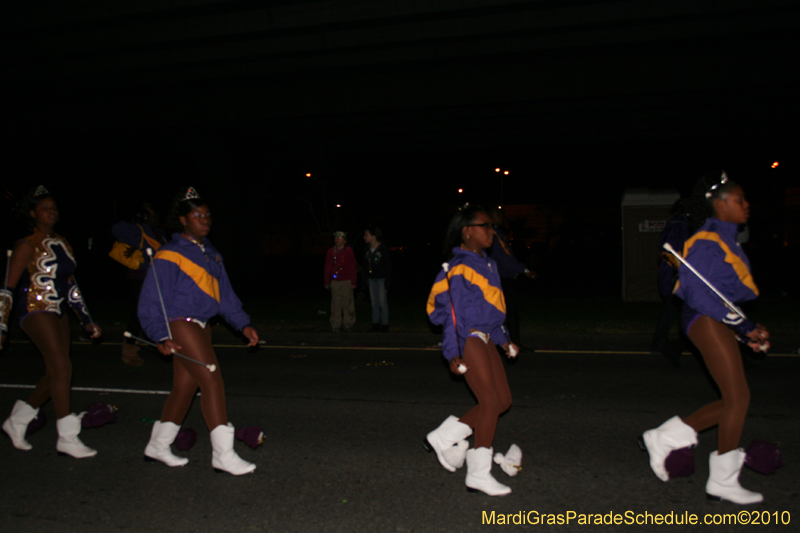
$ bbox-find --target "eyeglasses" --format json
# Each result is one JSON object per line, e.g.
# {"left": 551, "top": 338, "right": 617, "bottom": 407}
{"left": 189, "top": 212, "right": 211, "bottom": 220}
{"left": 467, "top": 223, "right": 493, "bottom": 229}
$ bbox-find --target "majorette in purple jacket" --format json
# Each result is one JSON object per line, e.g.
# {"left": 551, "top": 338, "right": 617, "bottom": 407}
{"left": 138, "top": 233, "right": 251, "bottom": 343}
{"left": 427, "top": 247, "right": 508, "bottom": 361}
{"left": 674, "top": 217, "right": 759, "bottom": 335}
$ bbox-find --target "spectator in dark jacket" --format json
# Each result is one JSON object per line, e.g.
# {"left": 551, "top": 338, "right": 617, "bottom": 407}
{"left": 363, "top": 224, "right": 391, "bottom": 332}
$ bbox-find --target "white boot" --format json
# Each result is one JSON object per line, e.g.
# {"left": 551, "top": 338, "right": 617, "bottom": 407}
{"left": 144, "top": 421, "right": 189, "bottom": 467}
{"left": 56, "top": 414, "right": 97, "bottom": 458}
{"left": 2, "top": 400, "right": 39, "bottom": 450}
{"left": 210, "top": 423, "right": 256, "bottom": 475}
{"left": 423, "top": 415, "right": 473, "bottom": 472}
{"left": 465, "top": 447, "right": 511, "bottom": 496}
{"left": 641, "top": 416, "right": 697, "bottom": 482}
{"left": 706, "top": 449, "right": 763, "bottom": 504}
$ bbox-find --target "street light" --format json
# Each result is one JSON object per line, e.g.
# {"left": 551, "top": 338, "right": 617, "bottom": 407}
{"left": 495, "top": 168, "right": 510, "bottom": 205}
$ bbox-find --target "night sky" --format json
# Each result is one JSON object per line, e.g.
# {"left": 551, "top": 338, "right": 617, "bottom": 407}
{"left": 4, "top": 1, "right": 798, "bottom": 297}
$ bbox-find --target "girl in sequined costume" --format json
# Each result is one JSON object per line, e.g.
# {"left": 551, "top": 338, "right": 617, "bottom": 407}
{"left": 424, "top": 204, "right": 519, "bottom": 496}
{"left": 1, "top": 186, "right": 102, "bottom": 458}
{"left": 138, "top": 187, "right": 259, "bottom": 475}
{"left": 641, "top": 172, "right": 769, "bottom": 505}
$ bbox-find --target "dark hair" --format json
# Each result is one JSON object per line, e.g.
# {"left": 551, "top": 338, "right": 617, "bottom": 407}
{"left": 443, "top": 204, "right": 488, "bottom": 258}
{"left": 132, "top": 202, "right": 158, "bottom": 224}
{"left": 19, "top": 185, "right": 51, "bottom": 211}
{"left": 668, "top": 198, "right": 686, "bottom": 216}
{"left": 365, "top": 223, "right": 383, "bottom": 242}
{"left": 17, "top": 185, "right": 55, "bottom": 230}
{"left": 166, "top": 187, "right": 207, "bottom": 231}
{"left": 685, "top": 171, "right": 740, "bottom": 234}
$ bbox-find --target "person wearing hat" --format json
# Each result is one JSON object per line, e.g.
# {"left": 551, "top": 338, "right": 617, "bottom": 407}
{"left": 324, "top": 231, "right": 357, "bottom": 332}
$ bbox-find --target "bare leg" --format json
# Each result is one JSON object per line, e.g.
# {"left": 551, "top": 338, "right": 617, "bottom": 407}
{"left": 21, "top": 312, "right": 72, "bottom": 418}
{"left": 159, "top": 321, "right": 227, "bottom": 431}
{"left": 683, "top": 316, "right": 750, "bottom": 454}
{"left": 457, "top": 337, "right": 512, "bottom": 449}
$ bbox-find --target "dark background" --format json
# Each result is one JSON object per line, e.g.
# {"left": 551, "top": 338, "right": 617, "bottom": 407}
{"left": 3, "top": 0, "right": 798, "bottom": 301}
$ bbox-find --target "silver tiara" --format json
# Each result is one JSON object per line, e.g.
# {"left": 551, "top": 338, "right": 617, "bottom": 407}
{"left": 183, "top": 187, "right": 201, "bottom": 201}
{"left": 705, "top": 171, "right": 728, "bottom": 199}
{"left": 33, "top": 185, "right": 50, "bottom": 197}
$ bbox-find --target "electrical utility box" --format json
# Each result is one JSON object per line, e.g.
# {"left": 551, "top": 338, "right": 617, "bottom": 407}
{"left": 621, "top": 189, "right": 680, "bottom": 302}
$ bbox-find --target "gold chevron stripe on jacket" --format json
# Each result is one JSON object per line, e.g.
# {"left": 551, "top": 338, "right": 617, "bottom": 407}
{"left": 157, "top": 250, "right": 220, "bottom": 302}
{"left": 427, "top": 264, "right": 506, "bottom": 315}
{"left": 675, "top": 231, "right": 758, "bottom": 295}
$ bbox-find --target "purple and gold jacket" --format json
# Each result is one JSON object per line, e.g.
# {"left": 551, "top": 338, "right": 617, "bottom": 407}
{"left": 427, "top": 247, "right": 508, "bottom": 361}
{"left": 674, "top": 218, "right": 758, "bottom": 333}
{"left": 138, "top": 234, "right": 251, "bottom": 342}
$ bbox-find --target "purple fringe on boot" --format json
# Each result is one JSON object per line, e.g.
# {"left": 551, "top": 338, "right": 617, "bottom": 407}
{"left": 174, "top": 428, "right": 197, "bottom": 451}
{"left": 235, "top": 426, "right": 265, "bottom": 449}
{"left": 81, "top": 403, "right": 117, "bottom": 428}
{"left": 665, "top": 447, "right": 694, "bottom": 478}
{"left": 25, "top": 412, "right": 47, "bottom": 436}
{"left": 745, "top": 440, "right": 784, "bottom": 475}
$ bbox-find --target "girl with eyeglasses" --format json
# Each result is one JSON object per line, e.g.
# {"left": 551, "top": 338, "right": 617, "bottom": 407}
{"left": 424, "top": 204, "right": 519, "bottom": 496}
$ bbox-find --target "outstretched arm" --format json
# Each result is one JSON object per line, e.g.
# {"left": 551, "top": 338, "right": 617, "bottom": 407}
{"left": 1, "top": 241, "right": 34, "bottom": 348}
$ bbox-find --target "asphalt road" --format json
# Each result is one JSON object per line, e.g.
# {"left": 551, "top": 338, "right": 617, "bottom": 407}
{"left": 1, "top": 330, "right": 797, "bottom": 533}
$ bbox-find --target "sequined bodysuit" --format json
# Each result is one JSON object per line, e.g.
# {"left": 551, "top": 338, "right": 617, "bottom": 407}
{"left": 13, "top": 229, "right": 92, "bottom": 327}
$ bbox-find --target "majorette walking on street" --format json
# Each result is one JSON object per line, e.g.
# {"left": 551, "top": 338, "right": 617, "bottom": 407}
{"left": 425, "top": 204, "right": 521, "bottom": 496}
{"left": 641, "top": 172, "right": 770, "bottom": 504}
{"left": 138, "top": 186, "right": 259, "bottom": 475}
{"left": 1, "top": 186, "right": 102, "bottom": 458}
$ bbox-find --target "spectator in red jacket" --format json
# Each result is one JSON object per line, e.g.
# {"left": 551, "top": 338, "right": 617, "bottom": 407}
{"left": 324, "top": 231, "right": 357, "bottom": 332}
